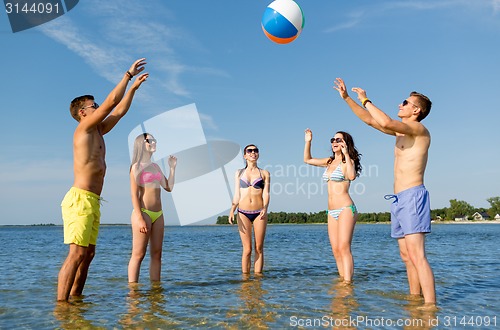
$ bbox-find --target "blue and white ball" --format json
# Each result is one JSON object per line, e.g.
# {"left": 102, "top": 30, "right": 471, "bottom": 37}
{"left": 261, "top": 0, "right": 305, "bottom": 44}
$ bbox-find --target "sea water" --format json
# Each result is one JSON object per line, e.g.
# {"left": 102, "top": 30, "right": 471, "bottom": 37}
{"left": 0, "top": 223, "right": 498, "bottom": 329}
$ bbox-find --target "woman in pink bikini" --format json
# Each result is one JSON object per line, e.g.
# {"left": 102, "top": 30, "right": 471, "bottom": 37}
{"left": 304, "top": 129, "right": 362, "bottom": 284}
{"left": 128, "top": 133, "right": 176, "bottom": 283}
{"left": 229, "top": 144, "right": 271, "bottom": 274}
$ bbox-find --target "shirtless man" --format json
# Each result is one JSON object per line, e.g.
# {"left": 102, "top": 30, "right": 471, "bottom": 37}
{"left": 334, "top": 78, "right": 436, "bottom": 305}
{"left": 57, "top": 58, "right": 148, "bottom": 302}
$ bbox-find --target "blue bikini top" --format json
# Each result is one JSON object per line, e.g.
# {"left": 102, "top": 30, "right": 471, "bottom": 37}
{"left": 322, "top": 163, "right": 349, "bottom": 182}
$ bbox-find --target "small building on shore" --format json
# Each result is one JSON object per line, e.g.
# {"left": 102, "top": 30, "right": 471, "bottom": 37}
{"left": 472, "top": 212, "right": 491, "bottom": 221}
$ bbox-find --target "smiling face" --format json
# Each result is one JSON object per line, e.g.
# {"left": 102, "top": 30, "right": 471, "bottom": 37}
{"left": 398, "top": 95, "right": 421, "bottom": 119}
{"left": 144, "top": 134, "right": 157, "bottom": 153}
{"left": 330, "top": 133, "right": 344, "bottom": 153}
{"left": 243, "top": 144, "right": 259, "bottom": 162}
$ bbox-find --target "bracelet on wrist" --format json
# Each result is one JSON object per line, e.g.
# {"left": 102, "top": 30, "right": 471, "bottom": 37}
{"left": 126, "top": 71, "right": 133, "bottom": 80}
{"left": 362, "top": 98, "right": 372, "bottom": 107}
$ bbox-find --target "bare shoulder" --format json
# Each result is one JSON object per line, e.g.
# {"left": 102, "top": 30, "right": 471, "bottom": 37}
{"left": 74, "top": 120, "right": 101, "bottom": 140}
{"left": 130, "top": 162, "right": 140, "bottom": 173}
{"left": 262, "top": 169, "right": 271, "bottom": 179}
{"left": 73, "top": 123, "right": 90, "bottom": 145}
{"left": 408, "top": 120, "right": 430, "bottom": 137}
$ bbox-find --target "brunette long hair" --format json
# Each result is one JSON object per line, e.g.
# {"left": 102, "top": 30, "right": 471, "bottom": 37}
{"left": 327, "top": 131, "right": 362, "bottom": 177}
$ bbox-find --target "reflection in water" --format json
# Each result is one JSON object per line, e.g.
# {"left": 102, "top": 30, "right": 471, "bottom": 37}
{"left": 328, "top": 279, "right": 358, "bottom": 330}
{"left": 226, "top": 274, "right": 276, "bottom": 329}
{"left": 119, "top": 282, "right": 178, "bottom": 329}
{"left": 53, "top": 300, "right": 100, "bottom": 330}
{"left": 402, "top": 297, "right": 438, "bottom": 330}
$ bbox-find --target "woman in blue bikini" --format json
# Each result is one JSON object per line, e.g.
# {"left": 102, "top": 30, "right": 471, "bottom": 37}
{"left": 229, "top": 144, "right": 271, "bottom": 274}
{"left": 304, "top": 128, "right": 362, "bottom": 283}
{"left": 128, "top": 133, "right": 176, "bottom": 283}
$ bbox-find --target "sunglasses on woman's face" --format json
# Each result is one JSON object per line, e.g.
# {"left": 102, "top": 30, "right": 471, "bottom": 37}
{"left": 246, "top": 148, "right": 259, "bottom": 154}
{"left": 145, "top": 138, "right": 157, "bottom": 144}
{"left": 330, "top": 138, "right": 343, "bottom": 143}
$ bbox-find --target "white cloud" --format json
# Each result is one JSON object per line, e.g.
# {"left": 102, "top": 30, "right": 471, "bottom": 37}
{"left": 493, "top": 0, "right": 500, "bottom": 12}
{"left": 324, "top": 0, "right": 496, "bottom": 33}
{"left": 199, "top": 112, "right": 218, "bottom": 131}
{"left": 39, "top": 0, "right": 227, "bottom": 100}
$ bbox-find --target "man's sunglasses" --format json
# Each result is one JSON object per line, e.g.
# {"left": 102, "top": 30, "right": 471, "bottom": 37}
{"left": 402, "top": 99, "right": 419, "bottom": 109}
{"left": 80, "top": 102, "right": 99, "bottom": 110}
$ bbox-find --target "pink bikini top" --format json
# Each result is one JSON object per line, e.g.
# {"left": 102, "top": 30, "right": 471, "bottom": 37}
{"left": 138, "top": 163, "right": 162, "bottom": 185}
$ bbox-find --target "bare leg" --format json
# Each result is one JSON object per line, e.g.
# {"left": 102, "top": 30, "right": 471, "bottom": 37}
{"left": 70, "top": 244, "right": 96, "bottom": 297}
{"left": 237, "top": 213, "right": 253, "bottom": 274}
{"left": 253, "top": 214, "right": 267, "bottom": 274}
{"left": 327, "top": 214, "right": 344, "bottom": 278}
{"left": 337, "top": 209, "right": 357, "bottom": 283}
{"left": 398, "top": 238, "right": 422, "bottom": 296}
{"left": 403, "top": 234, "right": 436, "bottom": 304}
{"left": 128, "top": 213, "right": 151, "bottom": 283}
{"left": 149, "top": 216, "right": 165, "bottom": 281}
{"left": 57, "top": 244, "right": 87, "bottom": 301}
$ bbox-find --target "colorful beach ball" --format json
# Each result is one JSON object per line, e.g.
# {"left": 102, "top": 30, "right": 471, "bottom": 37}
{"left": 261, "top": 0, "right": 305, "bottom": 44}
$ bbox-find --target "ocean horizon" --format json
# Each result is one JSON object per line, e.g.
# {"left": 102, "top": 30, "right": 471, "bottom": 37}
{"left": 3, "top": 218, "right": 500, "bottom": 227}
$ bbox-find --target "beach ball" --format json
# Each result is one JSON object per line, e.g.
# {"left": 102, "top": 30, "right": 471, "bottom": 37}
{"left": 261, "top": 0, "right": 305, "bottom": 44}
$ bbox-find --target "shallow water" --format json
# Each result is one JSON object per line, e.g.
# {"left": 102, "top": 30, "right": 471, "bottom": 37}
{"left": 0, "top": 223, "right": 499, "bottom": 329}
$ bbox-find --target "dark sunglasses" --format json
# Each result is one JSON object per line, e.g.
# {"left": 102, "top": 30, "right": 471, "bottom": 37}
{"left": 145, "top": 138, "right": 157, "bottom": 144}
{"left": 402, "top": 99, "right": 419, "bottom": 108}
{"left": 81, "top": 102, "right": 99, "bottom": 110}
{"left": 246, "top": 148, "right": 259, "bottom": 154}
{"left": 330, "top": 138, "right": 343, "bottom": 143}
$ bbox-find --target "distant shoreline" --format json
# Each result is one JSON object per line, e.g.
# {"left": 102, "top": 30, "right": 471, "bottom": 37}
{"left": 433, "top": 220, "right": 500, "bottom": 224}
{"left": 2, "top": 220, "right": 500, "bottom": 227}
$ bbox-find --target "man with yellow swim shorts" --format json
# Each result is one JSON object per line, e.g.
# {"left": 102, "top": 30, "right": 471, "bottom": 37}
{"left": 61, "top": 187, "right": 101, "bottom": 246}
{"left": 57, "top": 58, "right": 148, "bottom": 302}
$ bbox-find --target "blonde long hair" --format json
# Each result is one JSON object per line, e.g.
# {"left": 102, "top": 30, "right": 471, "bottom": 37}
{"left": 129, "top": 133, "right": 152, "bottom": 172}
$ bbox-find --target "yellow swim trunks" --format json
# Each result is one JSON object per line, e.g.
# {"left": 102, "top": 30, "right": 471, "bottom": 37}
{"left": 61, "top": 187, "right": 101, "bottom": 247}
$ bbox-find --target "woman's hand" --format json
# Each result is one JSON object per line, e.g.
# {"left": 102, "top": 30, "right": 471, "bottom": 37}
{"left": 340, "top": 142, "right": 349, "bottom": 156}
{"left": 168, "top": 155, "right": 177, "bottom": 169}
{"left": 305, "top": 128, "right": 313, "bottom": 142}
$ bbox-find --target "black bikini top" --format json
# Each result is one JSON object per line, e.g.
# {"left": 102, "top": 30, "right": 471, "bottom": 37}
{"left": 239, "top": 168, "right": 265, "bottom": 189}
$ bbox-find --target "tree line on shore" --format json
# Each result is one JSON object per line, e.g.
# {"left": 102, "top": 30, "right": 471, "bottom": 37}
{"left": 216, "top": 197, "right": 500, "bottom": 224}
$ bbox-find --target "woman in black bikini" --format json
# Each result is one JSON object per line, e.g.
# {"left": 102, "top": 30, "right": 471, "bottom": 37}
{"left": 229, "top": 144, "right": 271, "bottom": 274}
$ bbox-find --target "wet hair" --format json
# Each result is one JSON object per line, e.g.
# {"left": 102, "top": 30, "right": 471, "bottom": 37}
{"left": 327, "top": 131, "right": 362, "bottom": 177}
{"left": 410, "top": 91, "right": 432, "bottom": 122}
{"left": 69, "top": 95, "right": 94, "bottom": 122}
{"left": 129, "top": 133, "right": 154, "bottom": 172}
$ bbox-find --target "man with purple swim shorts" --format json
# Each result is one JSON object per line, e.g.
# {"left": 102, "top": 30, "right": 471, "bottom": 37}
{"left": 334, "top": 78, "right": 436, "bottom": 307}
{"left": 387, "top": 184, "right": 431, "bottom": 239}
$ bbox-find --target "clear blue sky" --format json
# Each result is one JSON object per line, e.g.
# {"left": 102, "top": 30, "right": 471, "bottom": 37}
{"left": 1, "top": 0, "right": 499, "bottom": 225}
